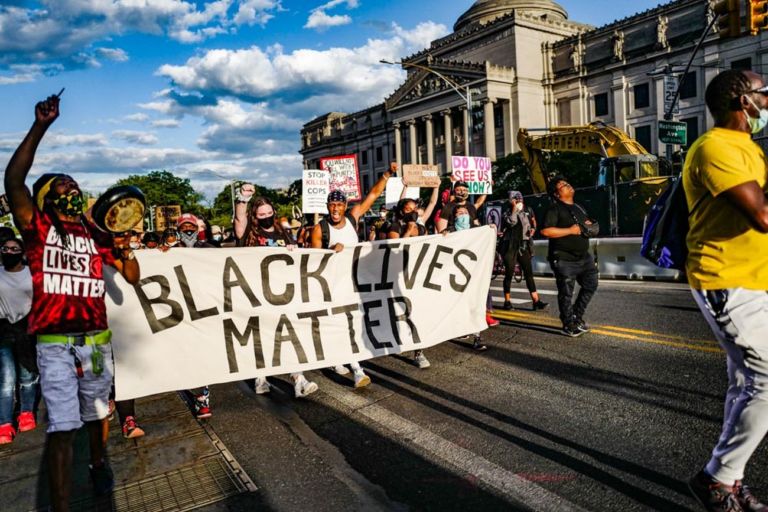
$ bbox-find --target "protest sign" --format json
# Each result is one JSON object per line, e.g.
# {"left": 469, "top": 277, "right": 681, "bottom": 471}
{"left": 154, "top": 205, "right": 181, "bottom": 232}
{"left": 302, "top": 170, "right": 330, "bottom": 214}
{"left": 0, "top": 194, "right": 9, "bottom": 217}
{"left": 385, "top": 177, "right": 420, "bottom": 208}
{"left": 106, "top": 228, "right": 495, "bottom": 400}
{"left": 451, "top": 156, "right": 493, "bottom": 194}
{"left": 403, "top": 164, "right": 441, "bottom": 188}
{"left": 485, "top": 205, "right": 502, "bottom": 234}
{"left": 320, "top": 155, "right": 361, "bottom": 201}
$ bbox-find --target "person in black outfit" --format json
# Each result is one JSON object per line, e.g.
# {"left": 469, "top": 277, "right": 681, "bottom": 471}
{"left": 540, "top": 176, "right": 598, "bottom": 337}
{"left": 501, "top": 191, "right": 547, "bottom": 311}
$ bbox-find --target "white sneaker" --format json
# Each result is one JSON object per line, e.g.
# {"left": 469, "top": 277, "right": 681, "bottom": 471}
{"left": 353, "top": 370, "right": 371, "bottom": 388}
{"left": 294, "top": 376, "right": 319, "bottom": 398}
{"left": 334, "top": 365, "right": 351, "bottom": 375}
{"left": 254, "top": 377, "right": 271, "bottom": 395}
{"left": 414, "top": 353, "right": 431, "bottom": 369}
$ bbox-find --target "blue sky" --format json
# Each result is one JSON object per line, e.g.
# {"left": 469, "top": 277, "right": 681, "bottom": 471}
{"left": 0, "top": 0, "right": 665, "bottom": 199}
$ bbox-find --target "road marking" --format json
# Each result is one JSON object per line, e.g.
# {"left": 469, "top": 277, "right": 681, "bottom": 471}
{"left": 490, "top": 286, "right": 558, "bottom": 296}
{"left": 319, "top": 383, "right": 587, "bottom": 512}
{"left": 490, "top": 310, "right": 721, "bottom": 354}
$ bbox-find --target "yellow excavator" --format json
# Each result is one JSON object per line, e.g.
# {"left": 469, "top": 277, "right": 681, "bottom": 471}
{"left": 517, "top": 122, "right": 672, "bottom": 235}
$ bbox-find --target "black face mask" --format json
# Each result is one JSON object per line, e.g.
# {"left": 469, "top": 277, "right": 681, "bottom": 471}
{"left": 257, "top": 216, "right": 274, "bottom": 229}
{"left": 1, "top": 253, "right": 24, "bottom": 269}
{"left": 403, "top": 211, "right": 419, "bottom": 223}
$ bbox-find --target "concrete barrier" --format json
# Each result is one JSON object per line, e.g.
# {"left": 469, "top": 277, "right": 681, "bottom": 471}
{"left": 529, "top": 237, "right": 683, "bottom": 281}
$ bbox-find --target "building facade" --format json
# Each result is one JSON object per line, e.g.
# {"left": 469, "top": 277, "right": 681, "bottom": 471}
{"left": 300, "top": 0, "right": 768, "bottom": 194}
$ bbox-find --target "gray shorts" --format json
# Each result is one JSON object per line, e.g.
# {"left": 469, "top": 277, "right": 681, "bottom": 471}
{"left": 37, "top": 341, "right": 114, "bottom": 433}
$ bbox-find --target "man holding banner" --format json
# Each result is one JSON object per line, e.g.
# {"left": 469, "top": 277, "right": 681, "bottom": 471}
{"left": 311, "top": 162, "right": 397, "bottom": 387}
{"left": 4, "top": 94, "right": 141, "bottom": 510}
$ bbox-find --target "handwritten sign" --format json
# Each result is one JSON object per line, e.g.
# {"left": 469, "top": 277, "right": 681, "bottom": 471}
{"left": 451, "top": 156, "right": 493, "bottom": 195}
{"left": 403, "top": 164, "right": 441, "bottom": 188}
{"left": 385, "top": 177, "right": 420, "bottom": 208}
{"left": 302, "top": 170, "right": 330, "bottom": 214}
{"left": 320, "top": 155, "right": 361, "bottom": 201}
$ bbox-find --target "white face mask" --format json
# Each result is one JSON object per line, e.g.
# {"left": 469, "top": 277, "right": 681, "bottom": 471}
{"left": 745, "top": 95, "right": 768, "bottom": 134}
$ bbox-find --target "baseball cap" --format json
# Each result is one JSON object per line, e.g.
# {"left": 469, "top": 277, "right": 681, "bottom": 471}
{"left": 509, "top": 190, "right": 523, "bottom": 200}
{"left": 176, "top": 213, "right": 199, "bottom": 228}
{"left": 454, "top": 181, "right": 469, "bottom": 189}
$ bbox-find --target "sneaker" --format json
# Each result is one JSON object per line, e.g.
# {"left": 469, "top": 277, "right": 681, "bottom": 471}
{"left": 503, "top": 300, "right": 513, "bottom": 310}
{"left": 353, "top": 370, "right": 371, "bottom": 388}
{"left": 294, "top": 376, "right": 319, "bottom": 398}
{"left": 472, "top": 338, "right": 488, "bottom": 351}
{"left": 735, "top": 481, "right": 768, "bottom": 512}
{"left": 333, "top": 365, "right": 351, "bottom": 375}
{"left": 574, "top": 319, "right": 591, "bottom": 333}
{"left": 17, "top": 412, "right": 36, "bottom": 432}
{"left": 254, "top": 377, "right": 271, "bottom": 395}
{"left": 121, "top": 416, "right": 145, "bottom": 439}
{"left": 107, "top": 399, "right": 116, "bottom": 422}
{"left": 414, "top": 352, "right": 431, "bottom": 369}
{"left": 562, "top": 323, "right": 584, "bottom": 338}
{"left": 486, "top": 313, "right": 500, "bottom": 327}
{"left": 688, "top": 470, "right": 743, "bottom": 512}
{"left": 0, "top": 423, "right": 15, "bottom": 444}
{"left": 194, "top": 394, "right": 212, "bottom": 419}
{"left": 532, "top": 300, "right": 549, "bottom": 310}
{"left": 89, "top": 462, "right": 115, "bottom": 495}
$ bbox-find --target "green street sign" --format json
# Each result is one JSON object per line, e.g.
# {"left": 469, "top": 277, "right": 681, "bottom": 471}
{"left": 658, "top": 120, "right": 687, "bottom": 145}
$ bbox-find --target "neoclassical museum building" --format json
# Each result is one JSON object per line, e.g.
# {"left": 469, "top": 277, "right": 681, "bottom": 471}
{"left": 299, "top": 0, "right": 767, "bottom": 194}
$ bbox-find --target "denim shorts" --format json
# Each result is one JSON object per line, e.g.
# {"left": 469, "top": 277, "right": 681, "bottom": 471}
{"left": 37, "top": 341, "right": 114, "bottom": 433}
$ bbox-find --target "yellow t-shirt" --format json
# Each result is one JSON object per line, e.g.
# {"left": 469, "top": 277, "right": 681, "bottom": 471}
{"left": 683, "top": 127, "right": 768, "bottom": 290}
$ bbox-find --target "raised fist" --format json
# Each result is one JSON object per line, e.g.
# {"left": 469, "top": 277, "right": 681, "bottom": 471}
{"left": 236, "top": 183, "right": 255, "bottom": 203}
{"left": 35, "top": 94, "right": 60, "bottom": 127}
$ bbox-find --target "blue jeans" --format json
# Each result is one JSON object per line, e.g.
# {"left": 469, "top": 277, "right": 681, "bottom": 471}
{"left": 0, "top": 344, "right": 39, "bottom": 425}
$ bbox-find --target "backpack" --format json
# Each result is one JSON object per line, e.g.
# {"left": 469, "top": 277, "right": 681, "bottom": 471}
{"left": 319, "top": 213, "right": 358, "bottom": 249}
{"left": 640, "top": 177, "right": 705, "bottom": 271}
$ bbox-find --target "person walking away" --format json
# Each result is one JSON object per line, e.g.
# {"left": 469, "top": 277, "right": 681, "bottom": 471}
{"left": 233, "top": 194, "right": 319, "bottom": 398}
{"left": 683, "top": 69, "right": 768, "bottom": 512}
{"left": 540, "top": 176, "right": 598, "bottom": 337}
{"left": 4, "top": 93, "right": 141, "bottom": 511}
{"left": 0, "top": 237, "right": 39, "bottom": 443}
{"left": 501, "top": 191, "right": 547, "bottom": 311}
{"left": 310, "top": 163, "right": 398, "bottom": 387}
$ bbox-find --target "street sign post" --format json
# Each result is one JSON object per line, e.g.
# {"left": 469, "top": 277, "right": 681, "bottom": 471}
{"left": 658, "top": 120, "right": 687, "bottom": 145}
{"left": 663, "top": 75, "right": 679, "bottom": 116}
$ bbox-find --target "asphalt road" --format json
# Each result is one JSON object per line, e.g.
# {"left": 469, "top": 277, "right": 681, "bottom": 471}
{"left": 200, "top": 277, "right": 767, "bottom": 512}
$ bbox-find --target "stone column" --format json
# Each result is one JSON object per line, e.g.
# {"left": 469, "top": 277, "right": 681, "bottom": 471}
{"left": 393, "top": 122, "right": 402, "bottom": 169}
{"left": 461, "top": 106, "right": 470, "bottom": 156}
{"left": 424, "top": 114, "right": 434, "bottom": 165}
{"left": 441, "top": 109, "right": 453, "bottom": 174}
{"left": 501, "top": 100, "right": 513, "bottom": 155}
{"left": 484, "top": 99, "right": 497, "bottom": 160}
{"left": 408, "top": 119, "right": 418, "bottom": 164}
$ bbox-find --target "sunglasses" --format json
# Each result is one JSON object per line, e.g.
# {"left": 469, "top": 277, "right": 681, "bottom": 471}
{"left": 1, "top": 246, "right": 22, "bottom": 254}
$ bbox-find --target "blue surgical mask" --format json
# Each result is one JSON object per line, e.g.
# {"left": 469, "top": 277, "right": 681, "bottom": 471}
{"left": 745, "top": 96, "right": 768, "bottom": 134}
{"left": 455, "top": 214, "right": 471, "bottom": 231}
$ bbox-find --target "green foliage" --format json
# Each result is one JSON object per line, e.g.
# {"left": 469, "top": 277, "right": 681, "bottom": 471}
{"left": 114, "top": 170, "right": 204, "bottom": 215}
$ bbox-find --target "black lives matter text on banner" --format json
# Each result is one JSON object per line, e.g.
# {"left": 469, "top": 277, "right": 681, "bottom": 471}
{"left": 106, "top": 228, "right": 496, "bottom": 400}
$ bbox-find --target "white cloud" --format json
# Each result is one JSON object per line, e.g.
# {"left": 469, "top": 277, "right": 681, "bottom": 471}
{"left": 124, "top": 113, "right": 149, "bottom": 122}
{"left": 234, "top": 0, "right": 281, "bottom": 26}
{"left": 151, "top": 119, "right": 181, "bottom": 128}
{"left": 304, "top": 0, "right": 358, "bottom": 30}
{"left": 112, "top": 130, "right": 158, "bottom": 145}
{"left": 95, "top": 47, "right": 129, "bottom": 62}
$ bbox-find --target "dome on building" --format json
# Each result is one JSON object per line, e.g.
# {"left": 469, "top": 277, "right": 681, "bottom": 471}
{"left": 454, "top": 0, "right": 568, "bottom": 32}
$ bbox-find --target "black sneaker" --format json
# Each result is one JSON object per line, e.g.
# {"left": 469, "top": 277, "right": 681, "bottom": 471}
{"left": 89, "top": 462, "right": 115, "bottom": 495}
{"left": 688, "top": 470, "right": 743, "bottom": 512}
{"left": 532, "top": 300, "right": 548, "bottom": 310}
{"left": 472, "top": 339, "right": 488, "bottom": 351}
{"left": 562, "top": 323, "right": 584, "bottom": 338}
{"left": 574, "top": 319, "right": 591, "bottom": 333}
{"left": 503, "top": 300, "right": 513, "bottom": 310}
{"left": 735, "top": 481, "right": 767, "bottom": 512}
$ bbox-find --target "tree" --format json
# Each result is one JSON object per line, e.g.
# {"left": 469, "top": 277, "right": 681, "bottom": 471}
{"left": 113, "top": 170, "right": 205, "bottom": 215}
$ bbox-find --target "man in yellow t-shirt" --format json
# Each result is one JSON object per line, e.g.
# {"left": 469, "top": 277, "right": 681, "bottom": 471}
{"left": 684, "top": 69, "right": 768, "bottom": 512}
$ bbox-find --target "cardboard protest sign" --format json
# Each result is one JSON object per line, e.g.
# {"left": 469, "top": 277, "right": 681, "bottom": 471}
{"left": 403, "top": 164, "right": 441, "bottom": 188}
{"left": 106, "top": 228, "right": 495, "bottom": 400}
{"left": 320, "top": 155, "right": 361, "bottom": 201}
{"left": 154, "top": 206, "right": 182, "bottom": 232}
{"left": 451, "top": 156, "right": 493, "bottom": 194}
{"left": 385, "top": 177, "right": 420, "bottom": 208}
{"left": 302, "top": 170, "right": 330, "bottom": 214}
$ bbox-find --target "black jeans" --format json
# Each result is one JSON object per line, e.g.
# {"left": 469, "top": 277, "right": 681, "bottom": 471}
{"left": 503, "top": 243, "right": 536, "bottom": 295}
{"left": 550, "top": 254, "right": 599, "bottom": 326}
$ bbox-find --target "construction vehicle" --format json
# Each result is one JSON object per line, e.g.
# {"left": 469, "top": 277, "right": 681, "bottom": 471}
{"left": 516, "top": 122, "right": 673, "bottom": 236}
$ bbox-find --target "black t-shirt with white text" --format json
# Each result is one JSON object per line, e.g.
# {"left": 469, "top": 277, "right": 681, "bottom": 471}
{"left": 543, "top": 200, "right": 590, "bottom": 261}
{"left": 439, "top": 201, "right": 477, "bottom": 231}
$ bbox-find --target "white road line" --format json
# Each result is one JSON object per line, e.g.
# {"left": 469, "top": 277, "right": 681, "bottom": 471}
{"left": 489, "top": 286, "right": 558, "bottom": 296}
{"left": 319, "top": 385, "right": 587, "bottom": 512}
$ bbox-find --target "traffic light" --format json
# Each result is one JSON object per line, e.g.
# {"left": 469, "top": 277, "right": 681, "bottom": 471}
{"left": 748, "top": 0, "right": 768, "bottom": 34}
{"left": 470, "top": 100, "right": 484, "bottom": 134}
{"left": 714, "top": 0, "right": 741, "bottom": 38}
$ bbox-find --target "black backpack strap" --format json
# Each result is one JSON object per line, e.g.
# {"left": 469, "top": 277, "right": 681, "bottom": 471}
{"left": 320, "top": 219, "right": 330, "bottom": 249}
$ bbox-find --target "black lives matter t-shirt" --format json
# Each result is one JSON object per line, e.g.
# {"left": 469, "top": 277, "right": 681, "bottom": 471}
{"left": 439, "top": 201, "right": 477, "bottom": 231}
{"left": 543, "top": 200, "right": 590, "bottom": 261}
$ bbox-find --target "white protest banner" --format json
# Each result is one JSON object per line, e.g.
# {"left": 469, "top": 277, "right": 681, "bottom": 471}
{"left": 106, "top": 228, "right": 495, "bottom": 400}
{"left": 320, "top": 155, "right": 361, "bottom": 201}
{"left": 451, "top": 156, "right": 493, "bottom": 195}
{"left": 403, "top": 164, "right": 441, "bottom": 188}
{"left": 385, "top": 177, "right": 420, "bottom": 208}
{"left": 302, "top": 170, "right": 330, "bottom": 214}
